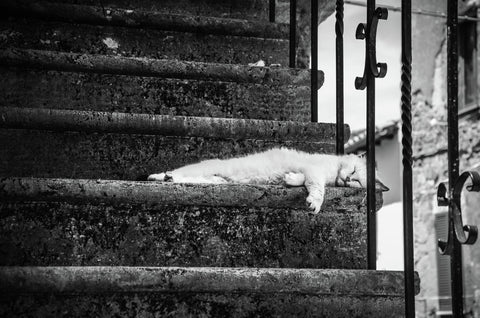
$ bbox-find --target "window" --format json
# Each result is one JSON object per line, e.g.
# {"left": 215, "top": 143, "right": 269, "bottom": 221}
{"left": 458, "top": 9, "right": 479, "bottom": 117}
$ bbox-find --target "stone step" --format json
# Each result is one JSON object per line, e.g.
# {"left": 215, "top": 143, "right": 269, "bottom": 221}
{"left": 0, "top": 177, "right": 380, "bottom": 268}
{"left": 0, "top": 48, "right": 305, "bottom": 84}
{"left": 0, "top": 107, "right": 346, "bottom": 179}
{"left": 11, "top": 0, "right": 272, "bottom": 22}
{"left": 0, "top": 17, "right": 289, "bottom": 66}
{"left": 0, "top": 49, "right": 315, "bottom": 121}
{"left": 0, "top": 1, "right": 285, "bottom": 38}
{"left": 0, "top": 266, "right": 419, "bottom": 317}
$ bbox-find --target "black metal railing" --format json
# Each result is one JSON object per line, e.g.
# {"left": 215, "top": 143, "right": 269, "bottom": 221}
{"left": 436, "top": 0, "right": 480, "bottom": 317}
{"left": 335, "top": 0, "right": 345, "bottom": 154}
{"left": 354, "top": 1, "right": 388, "bottom": 271}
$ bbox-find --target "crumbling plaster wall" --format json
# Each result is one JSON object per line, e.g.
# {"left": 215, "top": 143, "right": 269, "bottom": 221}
{"left": 412, "top": 1, "right": 480, "bottom": 317}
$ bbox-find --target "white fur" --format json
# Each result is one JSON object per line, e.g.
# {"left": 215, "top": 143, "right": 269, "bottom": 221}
{"left": 148, "top": 148, "right": 379, "bottom": 214}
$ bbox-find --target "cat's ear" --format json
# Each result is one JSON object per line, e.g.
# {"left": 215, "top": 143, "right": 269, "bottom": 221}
{"left": 375, "top": 178, "right": 389, "bottom": 192}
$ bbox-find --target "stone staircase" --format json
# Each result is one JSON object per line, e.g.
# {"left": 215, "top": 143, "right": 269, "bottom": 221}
{"left": 0, "top": 0, "right": 418, "bottom": 317}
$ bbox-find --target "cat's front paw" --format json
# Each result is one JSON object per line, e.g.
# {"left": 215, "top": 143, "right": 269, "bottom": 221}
{"left": 306, "top": 193, "right": 323, "bottom": 214}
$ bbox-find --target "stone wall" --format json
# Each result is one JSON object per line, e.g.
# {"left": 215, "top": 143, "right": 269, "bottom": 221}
{"left": 412, "top": 1, "right": 480, "bottom": 317}
{"left": 276, "top": 0, "right": 336, "bottom": 68}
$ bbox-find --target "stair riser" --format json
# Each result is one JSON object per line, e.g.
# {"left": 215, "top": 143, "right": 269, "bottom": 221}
{"left": 1, "top": 19, "right": 289, "bottom": 65}
{"left": 37, "top": 0, "right": 271, "bottom": 21}
{"left": 0, "top": 67, "right": 310, "bottom": 121}
{"left": 0, "top": 129, "right": 334, "bottom": 180}
{"left": 0, "top": 202, "right": 367, "bottom": 268}
{"left": 0, "top": 294, "right": 404, "bottom": 318}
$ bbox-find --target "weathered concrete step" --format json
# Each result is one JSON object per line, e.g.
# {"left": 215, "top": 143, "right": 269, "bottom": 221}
{"left": 0, "top": 48, "right": 307, "bottom": 84}
{"left": 0, "top": 266, "right": 419, "bottom": 317}
{"left": 43, "top": 0, "right": 271, "bottom": 21}
{"left": 0, "top": 66, "right": 311, "bottom": 121}
{"left": 0, "top": 108, "right": 345, "bottom": 179}
{"left": 0, "top": 177, "right": 381, "bottom": 268}
{"left": 0, "top": 17, "right": 289, "bottom": 65}
{"left": 0, "top": 1, "right": 287, "bottom": 39}
{"left": 0, "top": 49, "right": 314, "bottom": 121}
{"left": 1, "top": 107, "right": 343, "bottom": 141}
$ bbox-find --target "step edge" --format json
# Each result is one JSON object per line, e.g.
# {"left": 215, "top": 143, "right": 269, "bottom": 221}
{"left": 0, "top": 177, "right": 382, "bottom": 210}
{"left": 0, "top": 48, "right": 313, "bottom": 85}
{"left": 0, "top": 107, "right": 349, "bottom": 143}
{"left": 0, "top": 266, "right": 420, "bottom": 296}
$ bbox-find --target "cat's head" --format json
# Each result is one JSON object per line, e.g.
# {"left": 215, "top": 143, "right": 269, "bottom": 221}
{"left": 337, "top": 154, "right": 389, "bottom": 191}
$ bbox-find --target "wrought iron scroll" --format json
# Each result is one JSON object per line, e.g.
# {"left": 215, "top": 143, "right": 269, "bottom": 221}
{"left": 354, "top": 7, "right": 388, "bottom": 90}
{"left": 437, "top": 171, "right": 480, "bottom": 255}
{"left": 354, "top": 0, "right": 388, "bottom": 270}
{"left": 438, "top": 0, "right": 480, "bottom": 316}
{"left": 335, "top": 0, "right": 345, "bottom": 154}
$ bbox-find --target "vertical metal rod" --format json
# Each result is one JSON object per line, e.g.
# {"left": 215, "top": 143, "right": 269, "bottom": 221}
{"left": 401, "top": 0, "right": 415, "bottom": 316}
{"left": 335, "top": 0, "right": 345, "bottom": 154}
{"left": 289, "top": 0, "right": 297, "bottom": 68}
{"left": 269, "top": 0, "right": 276, "bottom": 23}
{"left": 311, "top": 0, "right": 318, "bottom": 122}
{"left": 366, "top": 0, "right": 377, "bottom": 270}
{"left": 447, "top": 0, "right": 463, "bottom": 316}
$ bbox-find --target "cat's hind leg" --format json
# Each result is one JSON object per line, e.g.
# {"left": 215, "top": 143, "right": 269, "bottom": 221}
{"left": 284, "top": 172, "right": 305, "bottom": 186}
{"left": 148, "top": 171, "right": 227, "bottom": 184}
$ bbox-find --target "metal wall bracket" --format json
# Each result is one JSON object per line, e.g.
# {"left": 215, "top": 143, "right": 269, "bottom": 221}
{"left": 437, "top": 171, "right": 480, "bottom": 255}
{"left": 355, "top": 7, "right": 388, "bottom": 90}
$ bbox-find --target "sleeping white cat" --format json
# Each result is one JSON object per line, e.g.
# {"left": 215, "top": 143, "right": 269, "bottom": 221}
{"left": 148, "top": 147, "right": 389, "bottom": 214}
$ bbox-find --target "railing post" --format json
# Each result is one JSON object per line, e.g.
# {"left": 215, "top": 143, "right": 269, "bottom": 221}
{"left": 311, "top": 0, "right": 318, "bottom": 122}
{"left": 269, "top": 0, "right": 276, "bottom": 23}
{"left": 335, "top": 0, "right": 345, "bottom": 154}
{"left": 446, "top": 0, "right": 463, "bottom": 316}
{"left": 401, "top": 0, "right": 415, "bottom": 316}
{"left": 365, "top": 0, "right": 376, "bottom": 270}
{"left": 354, "top": 0, "right": 388, "bottom": 270}
{"left": 289, "top": 0, "right": 297, "bottom": 68}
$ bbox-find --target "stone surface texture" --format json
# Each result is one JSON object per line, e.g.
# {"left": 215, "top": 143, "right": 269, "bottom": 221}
{"left": 0, "top": 267, "right": 417, "bottom": 318}
{"left": 0, "top": 18, "right": 290, "bottom": 66}
{"left": 0, "top": 178, "right": 381, "bottom": 269}
{"left": 0, "top": 130, "right": 336, "bottom": 180}
{"left": 26, "top": 0, "right": 272, "bottom": 21}
{"left": 0, "top": 66, "right": 312, "bottom": 121}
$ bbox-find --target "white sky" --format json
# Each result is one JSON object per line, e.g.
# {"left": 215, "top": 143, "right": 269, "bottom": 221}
{"left": 318, "top": 0, "right": 402, "bottom": 131}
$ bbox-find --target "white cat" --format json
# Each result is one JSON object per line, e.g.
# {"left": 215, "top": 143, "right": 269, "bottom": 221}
{"left": 148, "top": 147, "right": 389, "bottom": 214}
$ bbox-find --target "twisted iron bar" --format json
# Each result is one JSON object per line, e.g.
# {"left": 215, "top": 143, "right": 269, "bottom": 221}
{"left": 437, "top": 171, "right": 480, "bottom": 255}
{"left": 401, "top": 64, "right": 412, "bottom": 169}
{"left": 354, "top": 7, "right": 388, "bottom": 90}
{"left": 401, "top": 0, "right": 414, "bottom": 316}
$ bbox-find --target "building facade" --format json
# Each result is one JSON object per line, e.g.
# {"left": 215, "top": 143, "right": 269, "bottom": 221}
{"left": 412, "top": 1, "right": 480, "bottom": 317}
